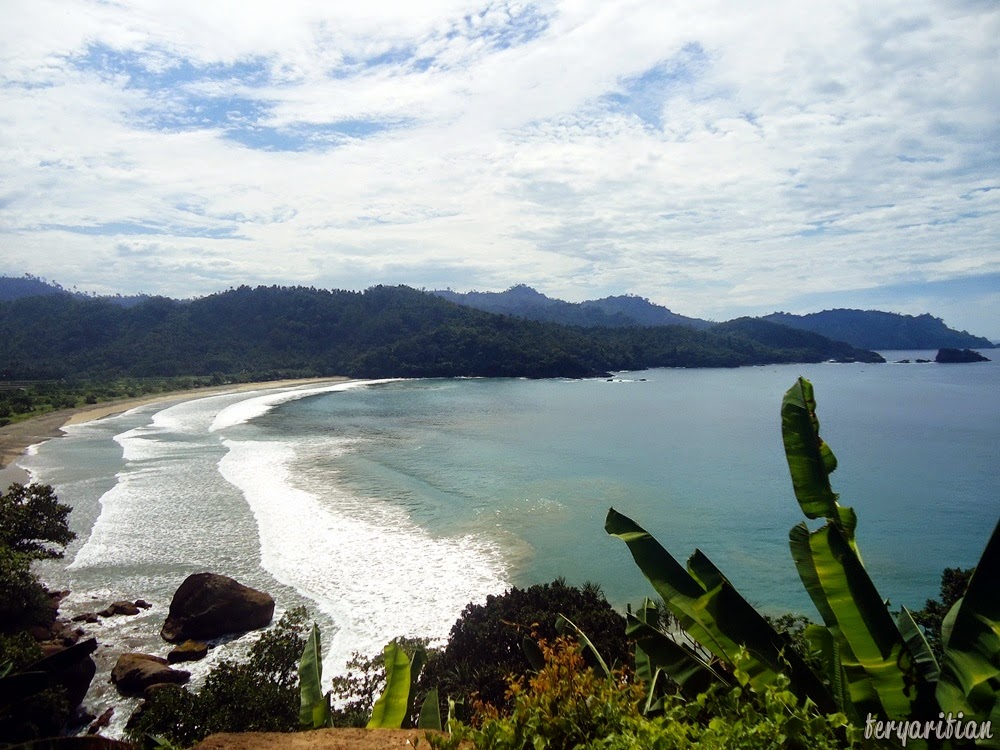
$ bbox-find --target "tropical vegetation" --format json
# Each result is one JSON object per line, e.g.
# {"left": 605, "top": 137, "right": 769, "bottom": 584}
{"left": 3, "top": 378, "right": 996, "bottom": 749}
{"left": 0, "top": 482, "right": 85, "bottom": 742}
{"left": 604, "top": 377, "right": 999, "bottom": 747}
{"left": 125, "top": 608, "right": 310, "bottom": 746}
{"left": 0, "top": 283, "right": 880, "bottom": 385}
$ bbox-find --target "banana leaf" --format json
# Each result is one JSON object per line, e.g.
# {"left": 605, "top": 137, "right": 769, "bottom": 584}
{"left": 606, "top": 507, "right": 836, "bottom": 713}
{"left": 633, "top": 646, "right": 665, "bottom": 715}
{"left": 367, "top": 641, "right": 412, "bottom": 729}
{"left": 298, "top": 623, "right": 331, "bottom": 729}
{"left": 790, "top": 522, "right": 921, "bottom": 721}
{"left": 936, "top": 519, "right": 1000, "bottom": 746}
{"left": 626, "top": 608, "right": 723, "bottom": 700}
{"left": 556, "top": 613, "right": 611, "bottom": 677}
{"left": 404, "top": 646, "right": 427, "bottom": 729}
{"left": 781, "top": 378, "right": 857, "bottom": 544}
{"left": 803, "top": 623, "right": 856, "bottom": 722}
{"left": 418, "top": 688, "right": 443, "bottom": 731}
{"left": 521, "top": 635, "right": 545, "bottom": 672}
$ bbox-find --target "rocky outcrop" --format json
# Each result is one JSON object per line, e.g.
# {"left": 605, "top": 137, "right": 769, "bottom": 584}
{"left": 168, "top": 640, "right": 210, "bottom": 663}
{"left": 87, "top": 707, "right": 114, "bottom": 735}
{"left": 98, "top": 600, "right": 141, "bottom": 617}
{"left": 38, "top": 639, "right": 98, "bottom": 713}
{"left": 935, "top": 348, "right": 991, "bottom": 363}
{"left": 111, "top": 653, "right": 190, "bottom": 696}
{"left": 161, "top": 573, "right": 274, "bottom": 643}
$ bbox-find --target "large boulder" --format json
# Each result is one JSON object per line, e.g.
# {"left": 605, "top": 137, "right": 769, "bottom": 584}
{"left": 39, "top": 640, "right": 97, "bottom": 713}
{"left": 111, "top": 653, "right": 190, "bottom": 696}
{"left": 160, "top": 573, "right": 274, "bottom": 643}
{"left": 935, "top": 347, "right": 990, "bottom": 363}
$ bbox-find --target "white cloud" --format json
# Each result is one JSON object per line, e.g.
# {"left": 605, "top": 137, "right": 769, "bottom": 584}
{"left": 1, "top": 0, "right": 998, "bottom": 336}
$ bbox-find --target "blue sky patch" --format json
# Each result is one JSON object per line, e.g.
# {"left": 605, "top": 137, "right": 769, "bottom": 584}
{"left": 39, "top": 222, "right": 239, "bottom": 239}
{"left": 602, "top": 43, "right": 709, "bottom": 129}
{"left": 72, "top": 44, "right": 272, "bottom": 89}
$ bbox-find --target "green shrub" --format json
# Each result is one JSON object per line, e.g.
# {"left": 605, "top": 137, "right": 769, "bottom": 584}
{"left": 0, "top": 483, "right": 74, "bottom": 632}
{"left": 126, "top": 607, "right": 309, "bottom": 747}
{"left": 420, "top": 580, "right": 629, "bottom": 719}
{"left": 911, "top": 566, "right": 974, "bottom": 662}
{"left": 434, "top": 639, "right": 857, "bottom": 750}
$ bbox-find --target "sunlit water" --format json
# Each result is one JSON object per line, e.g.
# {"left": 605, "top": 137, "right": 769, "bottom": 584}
{"left": 19, "top": 354, "right": 999, "bottom": 735}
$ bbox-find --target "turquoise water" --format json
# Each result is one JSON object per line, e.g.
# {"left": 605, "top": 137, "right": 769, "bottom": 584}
{"left": 18, "top": 355, "right": 999, "bottom": 734}
{"left": 267, "top": 358, "right": 999, "bottom": 615}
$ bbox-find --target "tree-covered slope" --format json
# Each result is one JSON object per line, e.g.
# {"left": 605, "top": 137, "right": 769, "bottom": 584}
{"left": 0, "top": 285, "right": 881, "bottom": 381}
{"left": 762, "top": 309, "right": 995, "bottom": 350}
{"left": 0, "top": 274, "right": 71, "bottom": 302}
{"left": 432, "top": 285, "right": 712, "bottom": 329}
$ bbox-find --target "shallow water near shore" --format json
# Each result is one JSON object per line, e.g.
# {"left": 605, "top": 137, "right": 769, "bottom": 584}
{"left": 19, "top": 355, "right": 1000, "bottom": 735}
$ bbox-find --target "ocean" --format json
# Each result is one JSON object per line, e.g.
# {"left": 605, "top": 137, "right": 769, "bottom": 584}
{"left": 17, "top": 354, "right": 1000, "bottom": 734}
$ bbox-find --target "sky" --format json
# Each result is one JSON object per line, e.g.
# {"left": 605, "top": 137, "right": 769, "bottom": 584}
{"left": 1, "top": 1, "right": 998, "bottom": 338}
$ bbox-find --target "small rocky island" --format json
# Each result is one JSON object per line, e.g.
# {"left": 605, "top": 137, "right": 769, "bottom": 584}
{"left": 935, "top": 348, "right": 991, "bottom": 363}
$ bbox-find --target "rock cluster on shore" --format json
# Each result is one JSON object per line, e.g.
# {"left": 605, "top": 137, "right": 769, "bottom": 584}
{"left": 32, "top": 572, "right": 276, "bottom": 737}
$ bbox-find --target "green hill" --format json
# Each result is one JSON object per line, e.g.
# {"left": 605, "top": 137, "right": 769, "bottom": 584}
{"left": 432, "top": 285, "right": 713, "bottom": 329}
{"left": 762, "top": 309, "right": 994, "bottom": 350}
{"left": 0, "top": 284, "right": 881, "bottom": 381}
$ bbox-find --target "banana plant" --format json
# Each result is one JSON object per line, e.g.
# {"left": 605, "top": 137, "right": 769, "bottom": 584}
{"left": 367, "top": 639, "right": 442, "bottom": 731}
{"left": 606, "top": 508, "right": 837, "bottom": 714}
{"left": 607, "top": 377, "right": 999, "bottom": 747}
{"left": 298, "top": 623, "right": 332, "bottom": 729}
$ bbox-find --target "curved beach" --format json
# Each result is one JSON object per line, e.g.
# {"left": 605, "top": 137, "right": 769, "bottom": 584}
{"left": 0, "top": 377, "right": 352, "bottom": 485}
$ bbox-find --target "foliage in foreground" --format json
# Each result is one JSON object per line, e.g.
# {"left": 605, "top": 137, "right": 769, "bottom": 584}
{"left": 606, "top": 377, "right": 999, "bottom": 746}
{"left": 126, "top": 608, "right": 309, "bottom": 747}
{"left": 912, "top": 567, "right": 975, "bottom": 663}
{"left": 431, "top": 638, "right": 856, "bottom": 750}
{"left": 0, "top": 483, "right": 80, "bottom": 742}
{"left": 419, "top": 580, "right": 631, "bottom": 721}
{"left": 0, "top": 483, "right": 75, "bottom": 632}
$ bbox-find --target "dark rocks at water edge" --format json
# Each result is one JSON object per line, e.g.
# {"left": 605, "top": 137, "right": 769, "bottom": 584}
{"left": 87, "top": 707, "right": 114, "bottom": 735}
{"left": 161, "top": 572, "right": 274, "bottom": 643}
{"left": 168, "top": 639, "right": 210, "bottom": 663}
{"left": 935, "top": 348, "right": 991, "bottom": 363}
{"left": 111, "top": 653, "right": 191, "bottom": 696}
{"left": 38, "top": 638, "right": 99, "bottom": 712}
{"left": 73, "top": 598, "right": 152, "bottom": 623}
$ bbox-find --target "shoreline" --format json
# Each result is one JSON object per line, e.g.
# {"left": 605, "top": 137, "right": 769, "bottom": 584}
{"left": 0, "top": 376, "right": 352, "bottom": 486}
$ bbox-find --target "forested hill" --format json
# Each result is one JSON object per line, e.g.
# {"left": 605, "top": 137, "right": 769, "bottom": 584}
{"left": 0, "top": 285, "right": 881, "bottom": 381}
{"left": 433, "top": 285, "right": 714, "bottom": 329}
{"left": 761, "top": 310, "right": 995, "bottom": 350}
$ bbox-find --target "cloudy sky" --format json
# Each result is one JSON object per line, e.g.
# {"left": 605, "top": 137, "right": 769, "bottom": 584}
{"left": 2, "top": 1, "right": 998, "bottom": 337}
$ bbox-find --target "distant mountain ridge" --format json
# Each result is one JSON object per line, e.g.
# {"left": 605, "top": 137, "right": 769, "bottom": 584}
{"left": 432, "top": 285, "right": 714, "bottom": 329}
{"left": 0, "top": 281, "right": 882, "bottom": 382}
{"left": 0, "top": 274, "right": 153, "bottom": 308}
{"left": 761, "top": 309, "right": 995, "bottom": 350}
{"left": 1, "top": 275, "right": 990, "bottom": 353}
{"left": 433, "top": 284, "right": 992, "bottom": 350}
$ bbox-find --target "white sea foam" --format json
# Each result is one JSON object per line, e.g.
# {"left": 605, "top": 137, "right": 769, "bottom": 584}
{"left": 209, "top": 379, "right": 400, "bottom": 432}
{"left": 70, "top": 395, "right": 258, "bottom": 571}
{"left": 217, "top": 434, "right": 509, "bottom": 676}
{"left": 69, "top": 378, "right": 508, "bottom": 684}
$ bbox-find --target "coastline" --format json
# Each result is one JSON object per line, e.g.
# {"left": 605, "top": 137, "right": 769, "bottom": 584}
{"left": 0, "top": 376, "right": 351, "bottom": 486}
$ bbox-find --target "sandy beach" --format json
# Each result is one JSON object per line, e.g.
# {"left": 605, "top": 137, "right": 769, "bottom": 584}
{"left": 0, "top": 377, "right": 351, "bottom": 485}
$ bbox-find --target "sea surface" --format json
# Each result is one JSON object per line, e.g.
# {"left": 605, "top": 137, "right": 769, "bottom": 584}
{"left": 18, "top": 354, "right": 1000, "bottom": 733}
